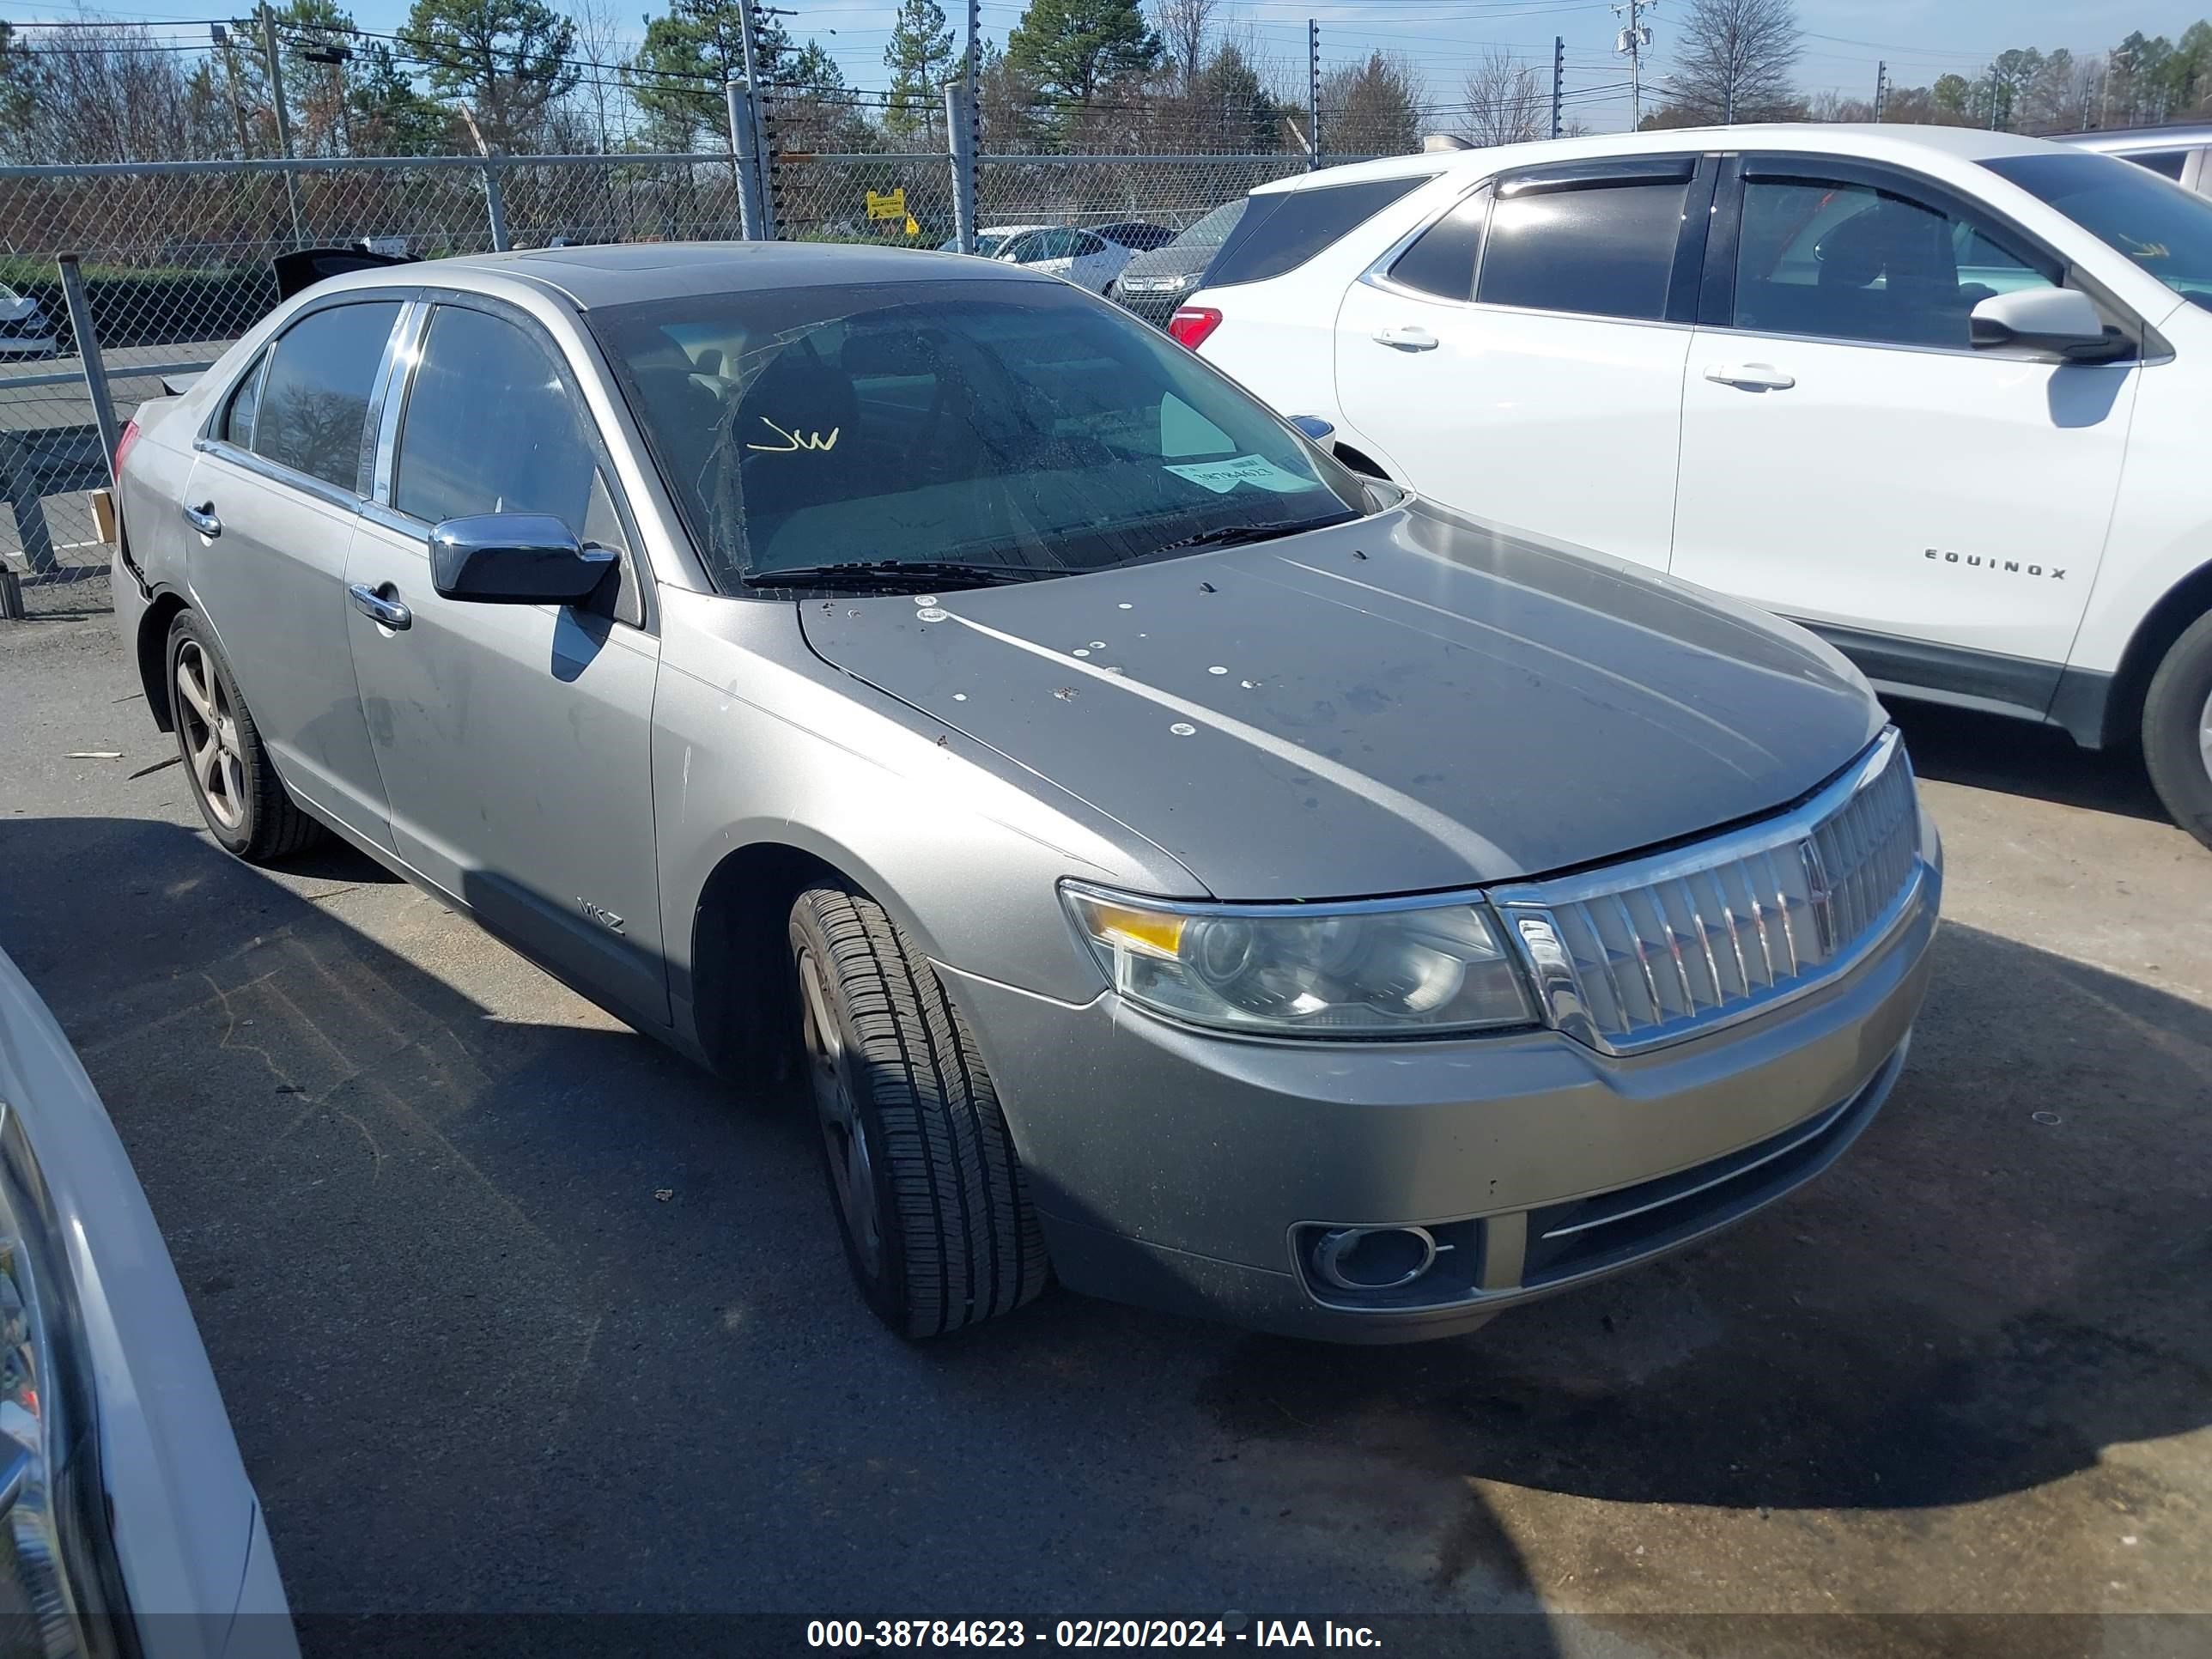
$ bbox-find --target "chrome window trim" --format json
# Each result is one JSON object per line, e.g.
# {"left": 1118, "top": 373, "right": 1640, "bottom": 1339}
{"left": 1492, "top": 727, "right": 1926, "bottom": 1056}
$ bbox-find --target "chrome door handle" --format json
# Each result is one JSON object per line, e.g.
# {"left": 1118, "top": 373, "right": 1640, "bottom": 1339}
{"left": 1373, "top": 325, "right": 1439, "bottom": 350}
{"left": 348, "top": 581, "right": 410, "bottom": 630}
{"left": 180, "top": 501, "right": 221, "bottom": 538}
{"left": 1703, "top": 362, "right": 1796, "bottom": 391}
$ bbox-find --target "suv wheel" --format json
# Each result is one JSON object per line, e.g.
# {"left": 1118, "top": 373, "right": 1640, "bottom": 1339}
{"left": 2143, "top": 609, "right": 2212, "bottom": 853}
{"left": 788, "top": 885, "right": 1048, "bottom": 1337}
{"left": 167, "top": 610, "right": 322, "bottom": 862}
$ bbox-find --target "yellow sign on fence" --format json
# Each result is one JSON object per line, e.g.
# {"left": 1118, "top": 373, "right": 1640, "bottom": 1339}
{"left": 865, "top": 187, "right": 907, "bottom": 222}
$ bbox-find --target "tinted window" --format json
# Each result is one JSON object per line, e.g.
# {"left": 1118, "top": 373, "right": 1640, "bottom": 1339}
{"left": 2123, "top": 149, "right": 2189, "bottom": 180}
{"left": 394, "top": 305, "right": 628, "bottom": 556}
{"left": 220, "top": 351, "right": 267, "bottom": 448}
{"left": 1205, "top": 175, "right": 1433, "bottom": 288}
{"left": 1072, "top": 231, "right": 1107, "bottom": 258}
{"left": 1986, "top": 150, "right": 2212, "bottom": 309}
{"left": 1735, "top": 174, "right": 2057, "bottom": 349}
{"left": 1476, "top": 179, "right": 1688, "bottom": 320}
{"left": 595, "top": 279, "right": 1364, "bottom": 591}
{"left": 253, "top": 301, "right": 400, "bottom": 490}
{"left": 1389, "top": 191, "right": 1489, "bottom": 301}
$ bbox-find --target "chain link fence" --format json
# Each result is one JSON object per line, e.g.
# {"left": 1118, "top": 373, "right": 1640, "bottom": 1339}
{"left": 0, "top": 134, "right": 1387, "bottom": 597}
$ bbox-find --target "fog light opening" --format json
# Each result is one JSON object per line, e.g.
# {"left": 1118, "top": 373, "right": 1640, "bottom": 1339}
{"left": 1311, "top": 1225, "right": 1439, "bottom": 1293}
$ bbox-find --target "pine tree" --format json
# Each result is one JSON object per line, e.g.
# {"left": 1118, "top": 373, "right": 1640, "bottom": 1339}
{"left": 1005, "top": 0, "right": 1159, "bottom": 106}
{"left": 884, "top": 0, "right": 954, "bottom": 139}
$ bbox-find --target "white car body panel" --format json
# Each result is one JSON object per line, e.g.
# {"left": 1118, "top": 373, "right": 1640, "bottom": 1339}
{"left": 0, "top": 948, "right": 297, "bottom": 1657}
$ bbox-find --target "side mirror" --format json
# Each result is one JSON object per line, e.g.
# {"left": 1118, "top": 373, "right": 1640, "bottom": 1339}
{"left": 429, "top": 514, "right": 617, "bottom": 605}
{"left": 1970, "top": 288, "right": 2116, "bottom": 360}
{"left": 1290, "top": 415, "right": 1338, "bottom": 453}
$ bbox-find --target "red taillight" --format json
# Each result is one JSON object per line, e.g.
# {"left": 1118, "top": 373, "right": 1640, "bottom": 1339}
{"left": 1167, "top": 307, "right": 1222, "bottom": 350}
{"left": 112, "top": 416, "right": 140, "bottom": 476}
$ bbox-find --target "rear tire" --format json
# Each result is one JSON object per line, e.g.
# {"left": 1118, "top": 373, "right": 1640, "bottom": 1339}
{"left": 788, "top": 885, "right": 1048, "bottom": 1338}
{"left": 166, "top": 610, "right": 323, "bottom": 863}
{"left": 2143, "top": 609, "right": 2212, "bottom": 854}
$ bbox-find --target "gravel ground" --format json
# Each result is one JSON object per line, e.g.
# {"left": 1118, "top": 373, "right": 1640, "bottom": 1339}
{"left": 1, "top": 600, "right": 2206, "bottom": 1657}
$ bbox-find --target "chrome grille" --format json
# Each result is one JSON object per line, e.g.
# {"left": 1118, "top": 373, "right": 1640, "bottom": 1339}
{"left": 1495, "top": 731, "right": 1923, "bottom": 1054}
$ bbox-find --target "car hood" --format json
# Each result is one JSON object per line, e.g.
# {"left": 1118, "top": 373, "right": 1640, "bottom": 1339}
{"left": 799, "top": 507, "right": 1883, "bottom": 899}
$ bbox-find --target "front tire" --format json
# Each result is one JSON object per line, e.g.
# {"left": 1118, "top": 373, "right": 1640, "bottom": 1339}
{"left": 2143, "top": 611, "right": 2212, "bottom": 853}
{"left": 167, "top": 610, "right": 322, "bottom": 863}
{"left": 788, "top": 885, "right": 1048, "bottom": 1337}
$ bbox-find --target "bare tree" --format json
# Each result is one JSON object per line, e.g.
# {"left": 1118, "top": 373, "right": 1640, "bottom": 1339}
{"left": 1460, "top": 46, "right": 1546, "bottom": 145}
{"left": 1152, "top": 0, "right": 1219, "bottom": 93}
{"left": 1665, "top": 0, "right": 1801, "bottom": 125}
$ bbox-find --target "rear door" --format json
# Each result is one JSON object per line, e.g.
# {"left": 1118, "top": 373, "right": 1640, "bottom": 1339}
{"left": 343, "top": 296, "right": 670, "bottom": 1029}
{"left": 1669, "top": 155, "right": 2136, "bottom": 691}
{"left": 181, "top": 296, "right": 407, "bottom": 846}
{"left": 1334, "top": 156, "right": 1713, "bottom": 572}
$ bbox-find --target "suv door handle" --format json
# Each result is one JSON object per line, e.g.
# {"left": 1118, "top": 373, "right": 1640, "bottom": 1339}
{"left": 348, "top": 581, "right": 410, "bottom": 630}
{"left": 1703, "top": 362, "right": 1796, "bottom": 391}
{"left": 1373, "top": 325, "right": 1438, "bottom": 350}
{"left": 180, "top": 501, "right": 221, "bottom": 538}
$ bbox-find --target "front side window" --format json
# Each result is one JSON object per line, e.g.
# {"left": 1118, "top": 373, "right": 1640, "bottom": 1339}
{"left": 594, "top": 277, "right": 1366, "bottom": 591}
{"left": 1985, "top": 149, "right": 2212, "bottom": 311}
{"left": 252, "top": 301, "right": 403, "bottom": 491}
{"left": 1072, "top": 231, "right": 1107, "bottom": 258}
{"left": 392, "top": 304, "right": 627, "bottom": 555}
{"left": 1476, "top": 179, "right": 1689, "bottom": 321}
{"left": 1733, "top": 173, "right": 2059, "bottom": 348}
{"left": 1205, "top": 175, "right": 1435, "bottom": 289}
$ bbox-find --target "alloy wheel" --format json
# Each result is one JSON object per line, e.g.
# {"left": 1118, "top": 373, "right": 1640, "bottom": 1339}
{"left": 797, "top": 945, "right": 883, "bottom": 1279}
{"left": 175, "top": 641, "right": 246, "bottom": 831}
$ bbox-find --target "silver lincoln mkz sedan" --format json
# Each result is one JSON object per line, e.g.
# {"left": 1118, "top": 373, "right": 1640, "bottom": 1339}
{"left": 111, "top": 243, "right": 1941, "bottom": 1342}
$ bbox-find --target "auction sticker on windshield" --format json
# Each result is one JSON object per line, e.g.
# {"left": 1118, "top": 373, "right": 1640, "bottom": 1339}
{"left": 1163, "top": 454, "right": 1316, "bottom": 495}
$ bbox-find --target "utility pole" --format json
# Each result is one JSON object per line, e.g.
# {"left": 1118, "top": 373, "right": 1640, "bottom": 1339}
{"left": 1551, "top": 36, "right": 1565, "bottom": 138}
{"left": 1613, "top": 0, "right": 1653, "bottom": 131}
{"left": 1987, "top": 64, "right": 2002, "bottom": 130}
{"left": 1306, "top": 19, "right": 1320, "bottom": 170}
{"left": 1873, "top": 60, "right": 1888, "bottom": 120}
{"left": 737, "top": 0, "right": 777, "bottom": 237}
{"left": 257, "top": 3, "right": 307, "bottom": 245}
{"left": 213, "top": 23, "right": 253, "bottom": 161}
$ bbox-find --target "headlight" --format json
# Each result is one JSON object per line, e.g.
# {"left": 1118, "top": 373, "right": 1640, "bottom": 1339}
{"left": 1062, "top": 884, "right": 1536, "bottom": 1037}
{"left": 0, "top": 1107, "right": 120, "bottom": 1654}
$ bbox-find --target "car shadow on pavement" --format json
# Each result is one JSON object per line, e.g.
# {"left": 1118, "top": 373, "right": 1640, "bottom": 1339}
{"left": 1888, "top": 699, "right": 2167, "bottom": 823}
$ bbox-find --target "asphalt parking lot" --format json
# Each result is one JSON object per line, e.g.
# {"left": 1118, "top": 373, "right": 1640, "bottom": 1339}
{"left": 2, "top": 579, "right": 2208, "bottom": 1655}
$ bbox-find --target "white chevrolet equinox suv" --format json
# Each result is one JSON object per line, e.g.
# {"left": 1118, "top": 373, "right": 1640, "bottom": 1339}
{"left": 1177, "top": 125, "right": 2212, "bottom": 849}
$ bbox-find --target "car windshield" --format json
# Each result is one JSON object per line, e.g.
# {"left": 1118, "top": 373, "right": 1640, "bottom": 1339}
{"left": 1984, "top": 150, "right": 2212, "bottom": 310}
{"left": 972, "top": 232, "right": 1011, "bottom": 257}
{"left": 1170, "top": 199, "right": 1244, "bottom": 250}
{"left": 593, "top": 277, "right": 1366, "bottom": 592}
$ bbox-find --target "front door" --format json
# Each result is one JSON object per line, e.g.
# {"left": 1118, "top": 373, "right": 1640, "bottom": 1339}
{"left": 343, "top": 299, "right": 669, "bottom": 1030}
{"left": 1334, "top": 160, "right": 1709, "bottom": 572}
{"left": 183, "top": 298, "right": 407, "bottom": 845}
{"left": 1670, "top": 157, "right": 2136, "bottom": 698}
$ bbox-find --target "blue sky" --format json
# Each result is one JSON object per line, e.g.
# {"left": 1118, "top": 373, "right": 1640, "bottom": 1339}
{"left": 8, "top": 0, "right": 2198, "bottom": 134}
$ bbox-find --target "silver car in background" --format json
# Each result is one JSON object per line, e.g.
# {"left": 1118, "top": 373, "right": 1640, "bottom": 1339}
{"left": 0, "top": 948, "right": 295, "bottom": 1658}
{"left": 110, "top": 243, "right": 1939, "bottom": 1343}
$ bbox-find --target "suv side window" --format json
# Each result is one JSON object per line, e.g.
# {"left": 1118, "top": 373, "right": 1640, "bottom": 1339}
{"left": 1733, "top": 172, "right": 2061, "bottom": 349}
{"left": 1476, "top": 177, "right": 1691, "bottom": 321}
{"left": 252, "top": 301, "right": 403, "bottom": 491}
{"left": 1205, "top": 175, "right": 1435, "bottom": 288}
{"left": 1388, "top": 190, "right": 1491, "bottom": 301}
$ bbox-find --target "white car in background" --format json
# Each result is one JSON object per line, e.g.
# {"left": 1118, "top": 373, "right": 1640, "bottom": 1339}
{"left": 969, "top": 223, "right": 1134, "bottom": 292}
{"left": 0, "top": 283, "right": 58, "bottom": 358}
{"left": 0, "top": 946, "right": 296, "bottom": 1656}
{"left": 1179, "top": 125, "right": 2212, "bottom": 849}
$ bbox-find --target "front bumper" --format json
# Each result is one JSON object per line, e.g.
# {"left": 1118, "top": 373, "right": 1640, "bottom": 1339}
{"left": 942, "top": 846, "right": 1940, "bottom": 1343}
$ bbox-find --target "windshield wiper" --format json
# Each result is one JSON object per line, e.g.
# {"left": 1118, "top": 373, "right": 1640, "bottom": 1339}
{"left": 1143, "top": 511, "right": 1359, "bottom": 558}
{"left": 740, "top": 559, "right": 1044, "bottom": 592}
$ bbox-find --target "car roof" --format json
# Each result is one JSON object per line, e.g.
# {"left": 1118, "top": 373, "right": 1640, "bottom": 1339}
{"left": 306, "top": 240, "right": 1060, "bottom": 308}
{"left": 1253, "top": 122, "right": 2071, "bottom": 195}
{"left": 2050, "top": 124, "right": 2212, "bottom": 152}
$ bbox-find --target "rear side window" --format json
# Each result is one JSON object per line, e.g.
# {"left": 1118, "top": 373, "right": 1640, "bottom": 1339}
{"left": 1389, "top": 191, "right": 1490, "bottom": 301}
{"left": 219, "top": 351, "right": 267, "bottom": 448}
{"left": 1205, "top": 175, "right": 1434, "bottom": 288}
{"left": 1476, "top": 179, "right": 1690, "bottom": 321}
{"left": 252, "top": 301, "right": 402, "bottom": 491}
{"left": 2122, "top": 149, "right": 2189, "bottom": 180}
